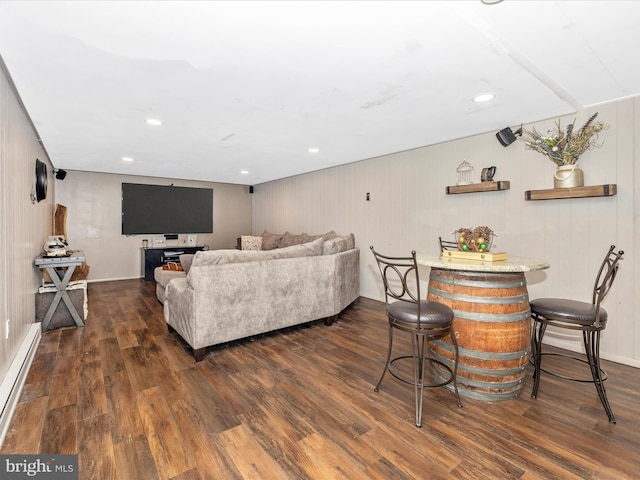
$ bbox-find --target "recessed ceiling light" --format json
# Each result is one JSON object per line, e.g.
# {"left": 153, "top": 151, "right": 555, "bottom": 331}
{"left": 145, "top": 118, "right": 163, "bottom": 126}
{"left": 308, "top": 147, "right": 320, "bottom": 153}
{"left": 122, "top": 157, "right": 133, "bottom": 162}
{"left": 473, "top": 93, "right": 495, "bottom": 103}
{"left": 240, "top": 170, "right": 249, "bottom": 175}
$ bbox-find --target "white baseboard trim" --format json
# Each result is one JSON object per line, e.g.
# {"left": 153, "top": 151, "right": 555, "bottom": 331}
{"left": 542, "top": 337, "right": 640, "bottom": 369}
{"left": 0, "top": 324, "right": 41, "bottom": 448}
{"left": 86, "top": 275, "right": 141, "bottom": 283}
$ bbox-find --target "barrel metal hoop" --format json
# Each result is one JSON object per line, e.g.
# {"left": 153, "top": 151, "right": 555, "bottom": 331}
{"left": 432, "top": 363, "right": 525, "bottom": 389}
{"left": 429, "top": 272, "right": 527, "bottom": 289}
{"left": 453, "top": 309, "right": 531, "bottom": 323}
{"left": 430, "top": 352, "right": 527, "bottom": 376}
{"left": 430, "top": 338, "right": 530, "bottom": 361}
{"left": 456, "top": 388, "right": 523, "bottom": 402}
{"left": 428, "top": 285, "right": 529, "bottom": 305}
{"left": 434, "top": 382, "right": 524, "bottom": 401}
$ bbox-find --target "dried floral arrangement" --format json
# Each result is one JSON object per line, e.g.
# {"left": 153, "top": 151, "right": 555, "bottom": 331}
{"left": 454, "top": 226, "right": 495, "bottom": 252}
{"left": 521, "top": 113, "right": 607, "bottom": 166}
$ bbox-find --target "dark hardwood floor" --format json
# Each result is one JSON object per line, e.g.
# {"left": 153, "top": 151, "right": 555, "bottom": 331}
{"left": 2, "top": 279, "right": 640, "bottom": 479}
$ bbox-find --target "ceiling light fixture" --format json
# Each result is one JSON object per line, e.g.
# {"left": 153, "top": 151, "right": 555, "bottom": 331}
{"left": 122, "top": 157, "right": 133, "bottom": 162}
{"left": 481, "top": 0, "right": 504, "bottom": 5}
{"left": 308, "top": 147, "right": 320, "bottom": 154}
{"left": 473, "top": 93, "right": 495, "bottom": 103}
{"left": 145, "top": 118, "right": 163, "bottom": 126}
{"left": 240, "top": 170, "right": 249, "bottom": 175}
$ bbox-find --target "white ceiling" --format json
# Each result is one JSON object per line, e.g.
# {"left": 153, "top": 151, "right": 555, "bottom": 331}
{"left": 1, "top": 1, "right": 639, "bottom": 185}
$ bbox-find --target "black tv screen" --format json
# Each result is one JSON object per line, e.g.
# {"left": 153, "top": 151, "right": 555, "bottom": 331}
{"left": 122, "top": 183, "right": 213, "bottom": 235}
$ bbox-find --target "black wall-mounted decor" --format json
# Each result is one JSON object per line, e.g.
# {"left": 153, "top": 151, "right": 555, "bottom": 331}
{"left": 35, "top": 159, "right": 47, "bottom": 202}
{"left": 496, "top": 125, "right": 522, "bottom": 147}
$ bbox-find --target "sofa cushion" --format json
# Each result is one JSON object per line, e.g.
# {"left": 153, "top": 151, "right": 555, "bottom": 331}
{"left": 323, "top": 233, "right": 355, "bottom": 255}
{"left": 154, "top": 267, "right": 187, "bottom": 288}
{"left": 261, "top": 230, "right": 284, "bottom": 250}
{"left": 191, "top": 237, "right": 324, "bottom": 268}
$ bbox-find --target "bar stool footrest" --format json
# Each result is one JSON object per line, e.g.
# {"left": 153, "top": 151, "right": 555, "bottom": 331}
{"left": 531, "top": 352, "right": 607, "bottom": 383}
{"left": 388, "top": 355, "right": 455, "bottom": 388}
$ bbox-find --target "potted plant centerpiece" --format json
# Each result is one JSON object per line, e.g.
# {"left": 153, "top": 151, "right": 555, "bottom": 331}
{"left": 521, "top": 113, "right": 607, "bottom": 188}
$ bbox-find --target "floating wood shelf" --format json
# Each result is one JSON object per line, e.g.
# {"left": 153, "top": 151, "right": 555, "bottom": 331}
{"left": 446, "top": 181, "right": 510, "bottom": 195}
{"left": 524, "top": 184, "right": 617, "bottom": 201}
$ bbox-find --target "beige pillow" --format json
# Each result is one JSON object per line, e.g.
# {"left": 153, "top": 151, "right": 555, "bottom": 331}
{"left": 322, "top": 233, "right": 355, "bottom": 255}
{"left": 323, "top": 230, "right": 337, "bottom": 241}
{"left": 241, "top": 235, "right": 262, "bottom": 250}
{"left": 278, "top": 232, "right": 309, "bottom": 248}
{"left": 262, "top": 230, "right": 284, "bottom": 250}
{"left": 304, "top": 233, "right": 324, "bottom": 243}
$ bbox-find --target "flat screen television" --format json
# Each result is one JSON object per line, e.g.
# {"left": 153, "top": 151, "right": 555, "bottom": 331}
{"left": 121, "top": 183, "right": 213, "bottom": 235}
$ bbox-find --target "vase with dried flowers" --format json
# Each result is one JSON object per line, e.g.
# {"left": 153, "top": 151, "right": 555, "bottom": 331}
{"left": 521, "top": 112, "right": 607, "bottom": 188}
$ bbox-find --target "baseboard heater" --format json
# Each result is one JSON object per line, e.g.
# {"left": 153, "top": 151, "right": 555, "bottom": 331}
{"left": 0, "top": 324, "right": 41, "bottom": 447}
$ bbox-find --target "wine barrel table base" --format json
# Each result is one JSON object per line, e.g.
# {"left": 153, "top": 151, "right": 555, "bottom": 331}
{"left": 427, "top": 269, "right": 531, "bottom": 401}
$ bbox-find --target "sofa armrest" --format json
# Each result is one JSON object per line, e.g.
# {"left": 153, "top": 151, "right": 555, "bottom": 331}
{"left": 333, "top": 248, "right": 360, "bottom": 312}
{"left": 164, "top": 277, "right": 197, "bottom": 347}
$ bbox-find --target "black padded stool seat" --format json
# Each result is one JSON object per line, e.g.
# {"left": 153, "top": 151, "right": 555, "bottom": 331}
{"left": 530, "top": 298, "right": 608, "bottom": 327}
{"left": 388, "top": 300, "right": 453, "bottom": 329}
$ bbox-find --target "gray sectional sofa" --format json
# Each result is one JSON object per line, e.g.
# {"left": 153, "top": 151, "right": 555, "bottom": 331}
{"left": 157, "top": 233, "right": 359, "bottom": 361}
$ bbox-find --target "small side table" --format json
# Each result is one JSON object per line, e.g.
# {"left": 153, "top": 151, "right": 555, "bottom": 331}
{"left": 34, "top": 250, "right": 86, "bottom": 331}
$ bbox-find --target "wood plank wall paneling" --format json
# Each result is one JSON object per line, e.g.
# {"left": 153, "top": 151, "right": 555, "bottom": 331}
{"left": 252, "top": 98, "right": 639, "bottom": 368}
{"left": 0, "top": 57, "right": 51, "bottom": 386}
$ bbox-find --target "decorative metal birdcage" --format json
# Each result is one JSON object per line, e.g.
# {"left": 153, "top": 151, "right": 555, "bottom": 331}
{"left": 456, "top": 160, "right": 474, "bottom": 185}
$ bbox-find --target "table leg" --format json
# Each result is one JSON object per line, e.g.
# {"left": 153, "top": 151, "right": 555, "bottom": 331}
{"left": 40, "top": 265, "right": 84, "bottom": 331}
{"left": 427, "top": 269, "right": 531, "bottom": 401}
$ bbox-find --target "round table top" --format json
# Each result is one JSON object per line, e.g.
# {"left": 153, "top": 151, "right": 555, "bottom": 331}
{"left": 416, "top": 253, "right": 550, "bottom": 273}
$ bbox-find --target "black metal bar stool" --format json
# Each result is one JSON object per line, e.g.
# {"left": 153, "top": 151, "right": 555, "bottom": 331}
{"left": 530, "top": 244, "right": 624, "bottom": 423}
{"left": 438, "top": 236, "right": 458, "bottom": 252}
{"left": 370, "top": 246, "right": 462, "bottom": 427}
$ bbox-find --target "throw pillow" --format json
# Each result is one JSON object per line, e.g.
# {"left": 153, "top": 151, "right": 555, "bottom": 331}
{"left": 322, "top": 233, "right": 355, "bottom": 255}
{"left": 262, "top": 230, "right": 284, "bottom": 250}
{"left": 305, "top": 233, "right": 324, "bottom": 242}
{"left": 241, "top": 235, "right": 262, "bottom": 250}
{"left": 278, "top": 232, "right": 308, "bottom": 248}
